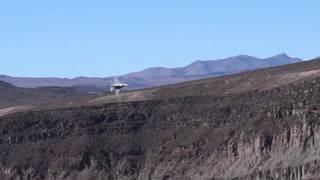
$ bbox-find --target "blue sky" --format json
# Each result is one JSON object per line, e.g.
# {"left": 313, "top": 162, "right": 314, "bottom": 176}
{"left": 0, "top": 0, "right": 319, "bottom": 77}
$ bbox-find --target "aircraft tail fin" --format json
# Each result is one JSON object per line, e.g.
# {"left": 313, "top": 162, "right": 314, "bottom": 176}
{"left": 114, "top": 77, "right": 120, "bottom": 83}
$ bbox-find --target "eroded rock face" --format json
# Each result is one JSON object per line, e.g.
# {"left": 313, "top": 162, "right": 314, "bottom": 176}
{"left": 2, "top": 77, "right": 320, "bottom": 179}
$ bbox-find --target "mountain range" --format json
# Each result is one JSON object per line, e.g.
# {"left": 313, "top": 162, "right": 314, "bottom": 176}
{"left": 0, "top": 53, "right": 302, "bottom": 89}
{"left": 1, "top": 57, "right": 320, "bottom": 179}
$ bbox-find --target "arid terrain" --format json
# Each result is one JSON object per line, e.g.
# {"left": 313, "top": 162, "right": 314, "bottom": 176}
{"left": 1, "top": 59, "right": 320, "bottom": 179}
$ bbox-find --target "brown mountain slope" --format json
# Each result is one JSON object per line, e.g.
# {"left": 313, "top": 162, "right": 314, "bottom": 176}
{"left": 0, "top": 59, "right": 320, "bottom": 180}
{"left": 0, "top": 81, "right": 97, "bottom": 109}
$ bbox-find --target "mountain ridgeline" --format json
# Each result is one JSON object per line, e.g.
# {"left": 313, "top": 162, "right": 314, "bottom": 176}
{"left": 0, "top": 53, "right": 301, "bottom": 89}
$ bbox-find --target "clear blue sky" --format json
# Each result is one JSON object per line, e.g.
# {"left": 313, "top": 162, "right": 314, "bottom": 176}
{"left": 0, "top": 0, "right": 319, "bottom": 78}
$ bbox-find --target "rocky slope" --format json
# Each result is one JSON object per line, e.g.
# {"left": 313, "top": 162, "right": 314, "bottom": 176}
{"left": 0, "top": 59, "right": 320, "bottom": 180}
{"left": 0, "top": 81, "right": 96, "bottom": 109}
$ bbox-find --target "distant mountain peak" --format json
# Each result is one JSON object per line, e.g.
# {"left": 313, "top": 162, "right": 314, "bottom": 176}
{"left": 234, "top": 55, "right": 257, "bottom": 59}
{"left": 273, "top": 53, "right": 290, "bottom": 58}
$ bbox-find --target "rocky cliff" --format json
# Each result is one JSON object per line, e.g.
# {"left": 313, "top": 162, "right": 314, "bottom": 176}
{"left": 1, "top": 60, "right": 320, "bottom": 180}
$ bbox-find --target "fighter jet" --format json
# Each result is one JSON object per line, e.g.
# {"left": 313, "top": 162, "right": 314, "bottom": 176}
{"left": 110, "top": 77, "right": 128, "bottom": 95}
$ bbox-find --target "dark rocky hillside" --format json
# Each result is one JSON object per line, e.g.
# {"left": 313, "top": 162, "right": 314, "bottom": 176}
{"left": 1, "top": 59, "right": 320, "bottom": 179}
{"left": 0, "top": 81, "right": 95, "bottom": 109}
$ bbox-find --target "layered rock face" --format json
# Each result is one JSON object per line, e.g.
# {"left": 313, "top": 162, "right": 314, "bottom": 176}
{"left": 2, "top": 76, "right": 320, "bottom": 179}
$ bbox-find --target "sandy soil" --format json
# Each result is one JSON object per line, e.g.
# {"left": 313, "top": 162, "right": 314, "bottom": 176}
{"left": 0, "top": 106, "right": 30, "bottom": 117}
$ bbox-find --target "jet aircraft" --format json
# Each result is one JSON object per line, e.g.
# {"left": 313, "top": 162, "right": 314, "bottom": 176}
{"left": 110, "top": 77, "right": 128, "bottom": 95}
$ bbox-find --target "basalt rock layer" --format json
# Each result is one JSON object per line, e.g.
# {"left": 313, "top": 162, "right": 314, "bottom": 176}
{"left": 1, "top": 60, "right": 320, "bottom": 179}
